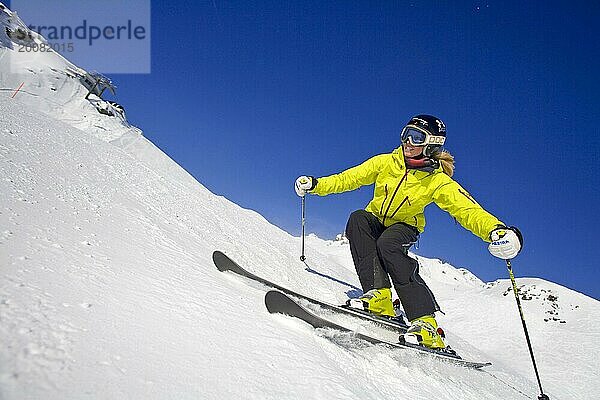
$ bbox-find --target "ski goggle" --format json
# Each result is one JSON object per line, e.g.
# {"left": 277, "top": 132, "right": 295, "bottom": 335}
{"left": 401, "top": 126, "right": 446, "bottom": 147}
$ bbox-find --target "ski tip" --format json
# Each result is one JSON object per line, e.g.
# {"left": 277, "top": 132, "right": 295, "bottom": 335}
{"left": 212, "top": 250, "right": 229, "bottom": 267}
{"left": 264, "top": 290, "right": 287, "bottom": 314}
{"left": 212, "top": 250, "right": 234, "bottom": 272}
{"left": 212, "top": 250, "right": 225, "bottom": 260}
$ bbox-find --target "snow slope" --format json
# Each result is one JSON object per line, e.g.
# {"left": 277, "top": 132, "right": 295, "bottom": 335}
{"left": 1, "top": 4, "right": 599, "bottom": 399}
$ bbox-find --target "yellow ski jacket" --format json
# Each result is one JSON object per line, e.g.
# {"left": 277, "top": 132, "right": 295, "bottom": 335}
{"left": 311, "top": 147, "right": 503, "bottom": 242}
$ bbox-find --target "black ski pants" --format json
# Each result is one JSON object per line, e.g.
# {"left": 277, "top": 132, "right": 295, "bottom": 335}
{"left": 345, "top": 209, "right": 439, "bottom": 321}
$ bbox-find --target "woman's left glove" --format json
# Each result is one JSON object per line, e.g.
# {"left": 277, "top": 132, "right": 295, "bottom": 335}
{"left": 488, "top": 226, "right": 523, "bottom": 260}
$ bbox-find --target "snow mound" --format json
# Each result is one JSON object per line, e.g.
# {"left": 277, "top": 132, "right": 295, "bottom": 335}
{"left": 0, "top": 3, "right": 138, "bottom": 143}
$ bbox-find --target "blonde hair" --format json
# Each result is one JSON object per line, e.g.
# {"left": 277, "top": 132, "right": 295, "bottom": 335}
{"left": 433, "top": 150, "right": 455, "bottom": 177}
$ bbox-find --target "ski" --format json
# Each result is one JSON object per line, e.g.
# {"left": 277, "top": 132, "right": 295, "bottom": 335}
{"left": 264, "top": 290, "right": 492, "bottom": 370}
{"left": 213, "top": 250, "right": 408, "bottom": 332}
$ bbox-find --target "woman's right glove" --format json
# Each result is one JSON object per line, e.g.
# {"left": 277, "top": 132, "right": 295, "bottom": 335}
{"left": 294, "top": 176, "right": 317, "bottom": 197}
{"left": 488, "top": 226, "right": 523, "bottom": 260}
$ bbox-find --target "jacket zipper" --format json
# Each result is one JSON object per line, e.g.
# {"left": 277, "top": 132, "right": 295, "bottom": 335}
{"left": 458, "top": 188, "right": 477, "bottom": 204}
{"left": 379, "top": 184, "right": 388, "bottom": 216}
{"left": 389, "top": 196, "right": 409, "bottom": 220}
{"left": 382, "top": 170, "right": 408, "bottom": 225}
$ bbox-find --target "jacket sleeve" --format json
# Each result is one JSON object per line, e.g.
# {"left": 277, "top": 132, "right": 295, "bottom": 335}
{"left": 311, "top": 154, "right": 387, "bottom": 196}
{"left": 432, "top": 178, "right": 504, "bottom": 242}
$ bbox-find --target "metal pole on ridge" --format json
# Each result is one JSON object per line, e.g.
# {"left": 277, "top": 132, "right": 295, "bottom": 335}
{"left": 300, "top": 195, "right": 306, "bottom": 261}
{"left": 506, "top": 259, "right": 550, "bottom": 400}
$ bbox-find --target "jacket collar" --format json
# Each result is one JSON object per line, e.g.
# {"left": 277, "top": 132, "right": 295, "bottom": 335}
{"left": 392, "top": 146, "right": 442, "bottom": 174}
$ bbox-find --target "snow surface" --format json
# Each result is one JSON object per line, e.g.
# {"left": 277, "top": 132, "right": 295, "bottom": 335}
{"left": 1, "top": 4, "right": 599, "bottom": 399}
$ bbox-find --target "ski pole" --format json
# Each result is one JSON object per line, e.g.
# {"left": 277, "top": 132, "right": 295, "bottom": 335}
{"left": 506, "top": 259, "right": 549, "bottom": 400}
{"left": 300, "top": 195, "right": 306, "bottom": 261}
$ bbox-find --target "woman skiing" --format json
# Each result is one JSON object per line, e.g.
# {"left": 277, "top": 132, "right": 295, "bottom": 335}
{"left": 294, "top": 114, "right": 522, "bottom": 350}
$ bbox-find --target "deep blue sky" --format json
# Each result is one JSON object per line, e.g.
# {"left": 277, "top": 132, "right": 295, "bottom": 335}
{"left": 15, "top": 1, "right": 600, "bottom": 299}
{"left": 119, "top": 1, "right": 600, "bottom": 300}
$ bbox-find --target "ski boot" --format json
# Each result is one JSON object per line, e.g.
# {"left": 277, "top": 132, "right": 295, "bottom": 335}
{"left": 354, "top": 288, "right": 395, "bottom": 317}
{"left": 401, "top": 314, "right": 446, "bottom": 349}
